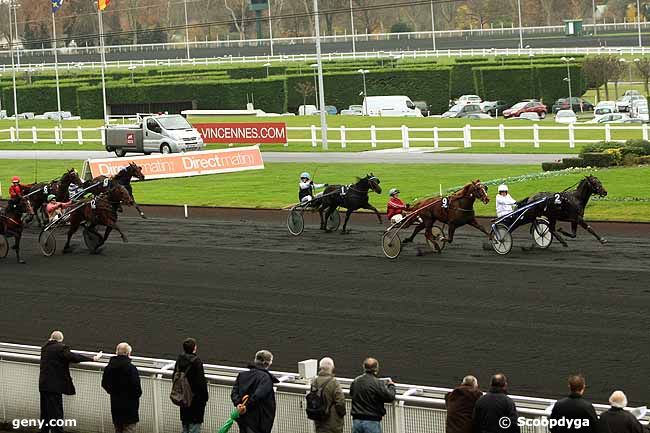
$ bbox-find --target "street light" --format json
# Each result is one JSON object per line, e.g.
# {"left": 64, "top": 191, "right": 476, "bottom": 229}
{"left": 263, "top": 62, "right": 271, "bottom": 78}
{"left": 561, "top": 57, "right": 575, "bottom": 110}
{"left": 637, "top": 0, "right": 643, "bottom": 47}
{"left": 358, "top": 69, "right": 369, "bottom": 115}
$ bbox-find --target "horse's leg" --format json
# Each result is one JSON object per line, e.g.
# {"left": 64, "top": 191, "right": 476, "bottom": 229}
{"left": 14, "top": 233, "right": 25, "bottom": 264}
{"left": 362, "top": 203, "right": 383, "bottom": 224}
{"left": 403, "top": 223, "right": 424, "bottom": 244}
{"left": 102, "top": 224, "right": 113, "bottom": 243}
{"left": 110, "top": 222, "right": 128, "bottom": 243}
{"left": 319, "top": 205, "right": 328, "bottom": 230}
{"left": 134, "top": 202, "right": 146, "bottom": 218}
{"left": 467, "top": 218, "right": 491, "bottom": 237}
{"left": 341, "top": 209, "right": 353, "bottom": 234}
{"left": 64, "top": 218, "right": 82, "bottom": 253}
{"left": 422, "top": 223, "right": 443, "bottom": 254}
{"left": 549, "top": 219, "right": 568, "bottom": 247}
{"left": 446, "top": 223, "right": 457, "bottom": 243}
{"left": 576, "top": 217, "right": 607, "bottom": 244}
{"left": 558, "top": 221, "right": 578, "bottom": 238}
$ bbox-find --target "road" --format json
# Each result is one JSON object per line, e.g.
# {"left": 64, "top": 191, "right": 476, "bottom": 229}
{"left": 0, "top": 207, "right": 647, "bottom": 404}
{"left": 0, "top": 150, "right": 574, "bottom": 164}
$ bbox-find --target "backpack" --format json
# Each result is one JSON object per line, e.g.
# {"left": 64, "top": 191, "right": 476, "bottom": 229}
{"left": 170, "top": 363, "right": 193, "bottom": 408}
{"left": 305, "top": 377, "right": 334, "bottom": 421}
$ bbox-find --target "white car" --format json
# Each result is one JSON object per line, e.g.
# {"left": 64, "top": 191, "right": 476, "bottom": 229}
{"left": 507, "top": 112, "right": 541, "bottom": 121}
{"left": 586, "top": 113, "right": 630, "bottom": 124}
{"left": 340, "top": 105, "right": 363, "bottom": 116}
{"left": 594, "top": 101, "right": 617, "bottom": 116}
{"left": 555, "top": 110, "right": 577, "bottom": 124}
{"left": 455, "top": 95, "right": 482, "bottom": 105}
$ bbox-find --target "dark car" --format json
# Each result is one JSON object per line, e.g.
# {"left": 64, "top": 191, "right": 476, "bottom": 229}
{"left": 552, "top": 97, "right": 594, "bottom": 114}
{"left": 483, "top": 100, "right": 511, "bottom": 117}
{"left": 442, "top": 103, "right": 482, "bottom": 118}
{"left": 502, "top": 101, "right": 547, "bottom": 119}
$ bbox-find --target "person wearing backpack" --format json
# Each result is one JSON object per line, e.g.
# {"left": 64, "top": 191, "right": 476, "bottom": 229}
{"left": 307, "top": 357, "right": 346, "bottom": 433}
{"left": 172, "top": 338, "right": 209, "bottom": 433}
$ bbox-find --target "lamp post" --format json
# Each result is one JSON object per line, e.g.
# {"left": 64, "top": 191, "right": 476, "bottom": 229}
{"left": 349, "top": 0, "right": 356, "bottom": 55}
{"left": 183, "top": 0, "right": 191, "bottom": 60}
{"left": 637, "top": 0, "right": 643, "bottom": 47}
{"left": 561, "top": 56, "right": 574, "bottom": 109}
{"left": 430, "top": 0, "right": 437, "bottom": 51}
{"left": 263, "top": 62, "right": 271, "bottom": 78}
{"left": 529, "top": 53, "right": 535, "bottom": 98}
{"left": 310, "top": 63, "right": 319, "bottom": 108}
{"left": 358, "top": 69, "right": 369, "bottom": 115}
{"left": 128, "top": 65, "right": 136, "bottom": 84}
{"left": 268, "top": 0, "right": 274, "bottom": 56}
{"left": 7, "top": 1, "right": 19, "bottom": 136}
{"left": 12, "top": 0, "right": 21, "bottom": 67}
{"left": 516, "top": 0, "right": 524, "bottom": 49}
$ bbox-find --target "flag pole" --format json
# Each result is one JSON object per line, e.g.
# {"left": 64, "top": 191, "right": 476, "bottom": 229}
{"left": 52, "top": 11, "right": 62, "bottom": 132}
{"left": 97, "top": 5, "right": 108, "bottom": 126}
{"left": 8, "top": 1, "right": 19, "bottom": 139}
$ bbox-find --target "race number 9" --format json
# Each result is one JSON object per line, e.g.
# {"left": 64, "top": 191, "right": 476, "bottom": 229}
{"left": 442, "top": 197, "right": 449, "bottom": 208}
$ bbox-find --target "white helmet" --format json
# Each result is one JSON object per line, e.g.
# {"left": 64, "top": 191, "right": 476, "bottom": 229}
{"left": 498, "top": 184, "right": 508, "bottom": 193}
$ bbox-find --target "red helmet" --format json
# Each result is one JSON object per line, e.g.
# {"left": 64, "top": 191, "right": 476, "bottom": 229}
{"left": 12, "top": 176, "right": 20, "bottom": 183}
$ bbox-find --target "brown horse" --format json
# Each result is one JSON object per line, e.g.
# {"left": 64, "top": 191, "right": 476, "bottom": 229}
{"left": 402, "top": 180, "right": 491, "bottom": 251}
{"left": 25, "top": 168, "right": 82, "bottom": 227}
{"left": 0, "top": 197, "right": 29, "bottom": 264}
{"left": 63, "top": 185, "right": 134, "bottom": 254}
{"left": 82, "top": 162, "right": 146, "bottom": 217}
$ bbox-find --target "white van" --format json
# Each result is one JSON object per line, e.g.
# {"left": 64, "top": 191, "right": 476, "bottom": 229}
{"left": 362, "top": 96, "right": 422, "bottom": 117}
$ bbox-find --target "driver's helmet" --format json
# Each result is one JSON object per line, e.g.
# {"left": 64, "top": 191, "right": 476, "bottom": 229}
{"left": 389, "top": 188, "right": 400, "bottom": 196}
{"left": 300, "top": 172, "right": 311, "bottom": 180}
{"left": 12, "top": 176, "right": 20, "bottom": 183}
{"left": 47, "top": 194, "right": 56, "bottom": 202}
{"left": 498, "top": 184, "right": 508, "bottom": 193}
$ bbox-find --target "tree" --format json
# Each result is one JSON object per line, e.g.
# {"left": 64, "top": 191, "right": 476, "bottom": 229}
{"left": 634, "top": 58, "right": 650, "bottom": 96}
{"left": 582, "top": 56, "right": 609, "bottom": 102}
{"left": 607, "top": 57, "right": 627, "bottom": 99}
{"left": 224, "top": 0, "right": 248, "bottom": 38}
{"left": 390, "top": 22, "right": 413, "bottom": 33}
{"left": 295, "top": 81, "right": 315, "bottom": 109}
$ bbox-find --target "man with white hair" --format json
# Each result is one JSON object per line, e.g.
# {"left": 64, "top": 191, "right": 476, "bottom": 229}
{"left": 446, "top": 375, "right": 482, "bottom": 433}
{"left": 39, "top": 331, "right": 102, "bottom": 433}
{"left": 307, "top": 357, "right": 346, "bottom": 433}
{"left": 101, "top": 343, "right": 142, "bottom": 433}
{"left": 599, "top": 391, "right": 644, "bottom": 433}
{"left": 231, "top": 350, "right": 279, "bottom": 433}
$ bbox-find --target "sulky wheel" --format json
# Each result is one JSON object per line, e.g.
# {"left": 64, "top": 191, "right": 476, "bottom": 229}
{"left": 326, "top": 210, "right": 341, "bottom": 232}
{"left": 531, "top": 218, "right": 553, "bottom": 249}
{"left": 39, "top": 230, "right": 57, "bottom": 257}
{"left": 0, "top": 235, "right": 9, "bottom": 259}
{"left": 490, "top": 224, "right": 513, "bottom": 255}
{"left": 83, "top": 228, "right": 104, "bottom": 253}
{"left": 382, "top": 231, "right": 402, "bottom": 259}
{"left": 287, "top": 208, "right": 305, "bottom": 236}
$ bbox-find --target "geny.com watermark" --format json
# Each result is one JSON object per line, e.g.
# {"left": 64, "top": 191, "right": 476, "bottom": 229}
{"left": 12, "top": 418, "right": 77, "bottom": 430}
{"left": 499, "top": 416, "right": 592, "bottom": 429}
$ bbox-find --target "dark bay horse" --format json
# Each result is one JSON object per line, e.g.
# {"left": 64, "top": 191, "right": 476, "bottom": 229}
{"left": 403, "top": 180, "right": 491, "bottom": 251}
{"left": 517, "top": 175, "right": 608, "bottom": 246}
{"left": 83, "top": 162, "right": 146, "bottom": 218}
{"left": 63, "top": 185, "right": 134, "bottom": 254}
{"left": 320, "top": 174, "right": 383, "bottom": 233}
{"left": 1, "top": 197, "right": 29, "bottom": 263}
{"left": 25, "top": 168, "right": 82, "bottom": 227}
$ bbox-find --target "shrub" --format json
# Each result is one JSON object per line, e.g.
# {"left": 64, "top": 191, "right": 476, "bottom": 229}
{"left": 542, "top": 162, "right": 566, "bottom": 171}
{"left": 581, "top": 152, "right": 616, "bottom": 167}
{"left": 562, "top": 157, "right": 587, "bottom": 168}
{"left": 621, "top": 139, "right": 650, "bottom": 156}
{"left": 635, "top": 155, "right": 650, "bottom": 165}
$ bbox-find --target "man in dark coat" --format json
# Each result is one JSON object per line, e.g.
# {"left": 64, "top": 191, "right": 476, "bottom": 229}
{"left": 349, "top": 357, "right": 396, "bottom": 433}
{"left": 39, "top": 331, "right": 102, "bottom": 433}
{"left": 599, "top": 391, "right": 644, "bottom": 433}
{"left": 472, "top": 373, "right": 520, "bottom": 433}
{"left": 173, "top": 338, "right": 209, "bottom": 433}
{"left": 231, "top": 350, "right": 279, "bottom": 433}
{"left": 550, "top": 374, "right": 601, "bottom": 433}
{"left": 446, "top": 375, "right": 483, "bottom": 433}
{"left": 101, "top": 343, "right": 142, "bottom": 433}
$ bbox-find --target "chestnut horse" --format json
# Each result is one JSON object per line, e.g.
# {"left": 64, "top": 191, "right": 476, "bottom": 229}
{"left": 0, "top": 197, "right": 29, "bottom": 263}
{"left": 402, "top": 180, "right": 491, "bottom": 251}
{"left": 83, "top": 162, "right": 146, "bottom": 218}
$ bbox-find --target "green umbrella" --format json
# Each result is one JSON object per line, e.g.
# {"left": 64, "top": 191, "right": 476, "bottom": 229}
{"left": 217, "top": 395, "right": 249, "bottom": 433}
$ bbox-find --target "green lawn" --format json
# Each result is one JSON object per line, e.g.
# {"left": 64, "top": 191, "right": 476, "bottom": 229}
{"left": 2, "top": 160, "right": 649, "bottom": 221}
{"left": 2, "top": 116, "right": 645, "bottom": 154}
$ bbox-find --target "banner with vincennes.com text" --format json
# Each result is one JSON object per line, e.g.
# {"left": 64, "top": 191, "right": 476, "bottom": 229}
{"left": 193, "top": 123, "right": 287, "bottom": 144}
{"left": 85, "top": 146, "right": 264, "bottom": 180}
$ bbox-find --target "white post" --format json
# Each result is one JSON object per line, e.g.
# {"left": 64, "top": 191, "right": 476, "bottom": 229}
{"left": 31, "top": 126, "right": 37, "bottom": 143}
{"left": 77, "top": 126, "right": 83, "bottom": 144}
{"left": 340, "top": 126, "right": 346, "bottom": 149}
{"left": 100, "top": 126, "right": 106, "bottom": 148}
{"left": 637, "top": 0, "right": 643, "bottom": 47}
{"left": 433, "top": 126, "right": 439, "bottom": 148}
{"left": 268, "top": 0, "right": 274, "bottom": 56}
{"left": 52, "top": 12, "right": 63, "bottom": 133}
{"left": 54, "top": 127, "right": 60, "bottom": 145}
{"left": 533, "top": 123, "right": 540, "bottom": 148}
{"left": 98, "top": 8, "right": 109, "bottom": 125}
{"left": 349, "top": 0, "right": 356, "bottom": 55}
{"left": 311, "top": 125, "right": 318, "bottom": 147}
{"left": 10, "top": 127, "right": 15, "bottom": 143}
{"left": 464, "top": 124, "right": 472, "bottom": 148}
{"left": 8, "top": 2, "right": 19, "bottom": 139}
{"left": 568, "top": 123, "right": 575, "bottom": 148}
{"left": 370, "top": 125, "right": 377, "bottom": 148}
{"left": 517, "top": 0, "right": 524, "bottom": 49}
{"left": 605, "top": 123, "right": 611, "bottom": 141}
{"left": 401, "top": 125, "right": 410, "bottom": 149}
{"left": 499, "top": 124, "right": 506, "bottom": 148}
{"left": 313, "top": 0, "right": 328, "bottom": 150}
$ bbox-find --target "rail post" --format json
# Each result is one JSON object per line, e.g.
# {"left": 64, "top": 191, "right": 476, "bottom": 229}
{"left": 54, "top": 127, "right": 60, "bottom": 145}
{"left": 533, "top": 123, "right": 540, "bottom": 148}
{"left": 643, "top": 123, "right": 649, "bottom": 141}
{"left": 433, "top": 126, "right": 439, "bottom": 149}
{"left": 340, "top": 126, "right": 347, "bottom": 149}
{"left": 401, "top": 125, "right": 410, "bottom": 149}
{"left": 568, "top": 123, "right": 575, "bottom": 149}
{"left": 9, "top": 127, "right": 15, "bottom": 144}
{"left": 311, "top": 125, "right": 318, "bottom": 148}
{"left": 605, "top": 123, "right": 611, "bottom": 142}
{"left": 32, "top": 127, "right": 38, "bottom": 144}
{"left": 100, "top": 127, "right": 106, "bottom": 148}
{"left": 370, "top": 125, "right": 377, "bottom": 148}
{"left": 77, "top": 127, "right": 84, "bottom": 145}
{"left": 151, "top": 375, "right": 162, "bottom": 433}
{"left": 464, "top": 124, "right": 472, "bottom": 148}
{"left": 499, "top": 124, "right": 506, "bottom": 148}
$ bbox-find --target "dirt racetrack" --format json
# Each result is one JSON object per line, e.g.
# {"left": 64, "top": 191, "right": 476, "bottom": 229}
{"left": 1, "top": 206, "right": 648, "bottom": 405}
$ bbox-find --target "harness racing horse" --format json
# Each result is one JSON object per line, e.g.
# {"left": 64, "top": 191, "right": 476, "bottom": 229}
{"left": 63, "top": 185, "right": 134, "bottom": 254}
{"left": 517, "top": 175, "right": 608, "bottom": 246}
{"left": 320, "top": 174, "right": 383, "bottom": 233}
{"left": 0, "top": 197, "right": 29, "bottom": 264}
{"left": 83, "top": 162, "right": 146, "bottom": 218}
{"left": 402, "top": 180, "right": 491, "bottom": 252}
{"left": 25, "top": 168, "right": 82, "bottom": 227}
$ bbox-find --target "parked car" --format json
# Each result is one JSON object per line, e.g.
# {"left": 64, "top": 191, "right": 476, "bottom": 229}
{"left": 637, "top": 105, "right": 649, "bottom": 122}
{"left": 617, "top": 95, "right": 645, "bottom": 112}
{"left": 594, "top": 101, "right": 617, "bottom": 116}
{"left": 465, "top": 113, "right": 493, "bottom": 120}
{"left": 323, "top": 105, "right": 338, "bottom": 115}
{"left": 502, "top": 101, "right": 547, "bottom": 119}
{"left": 630, "top": 99, "right": 648, "bottom": 118}
{"left": 507, "top": 112, "right": 541, "bottom": 121}
{"left": 551, "top": 97, "right": 594, "bottom": 114}
{"left": 586, "top": 113, "right": 630, "bottom": 124}
{"left": 363, "top": 95, "right": 422, "bottom": 117}
{"left": 555, "top": 110, "right": 577, "bottom": 124}
{"left": 413, "top": 100, "right": 430, "bottom": 117}
{"left": 442, "top": 103, "right": 483, "bottom": 118}
{"left": 481, "top": 100, "right": 511, "bottom": 117}
{"left": 340, "top": 106, "right": 363, "bottom": 116}
{"left": 623, "top": 90, "right": 641, "bottom": 97}
{"left": 454, "top": 95, "right": 482, "bottom": 106}
{"left": 298, "top": 105, "right": 319, "bottom": 115}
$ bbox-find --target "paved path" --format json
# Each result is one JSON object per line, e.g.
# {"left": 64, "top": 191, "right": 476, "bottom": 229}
{"left": 0, "top": 150, "right": 574, "bottom": 164}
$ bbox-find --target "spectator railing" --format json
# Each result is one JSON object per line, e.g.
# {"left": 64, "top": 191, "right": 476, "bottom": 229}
{"left": 0, "top": 343, "right": 647, "bottom": 433}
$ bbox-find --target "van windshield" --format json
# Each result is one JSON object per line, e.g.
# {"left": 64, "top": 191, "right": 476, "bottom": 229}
{"left": 157, "top": 116, "right": 192, "bottom": 130}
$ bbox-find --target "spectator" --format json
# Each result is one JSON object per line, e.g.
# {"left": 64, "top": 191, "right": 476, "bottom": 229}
{"left": 446, "top": 375, "right": 482, "bottom": 433}
{"left": 599, "top": 391, "right": 644, "bottom": 433}
{"left": 39, "top": 331, "right": 102, "bottom": 433}
{"left": 472, "top": 373, "right": 519, "bottom": 433}
{"left": 231, "top": 350, "right": 279, "bottom": 433}
{"left": 101, "top": 343, "right": 142, "bottom": 433}
{"left": 173, "top": 338, "right": 209, "bottom": 433}
{"left": 350, "top": 357, "right": 396, "bottom": 433}
{"left": 310, "top": 357, "right": 346, "bottom": 433}
{"left": 549, "top": 374, "right": 600, "bottom": 433}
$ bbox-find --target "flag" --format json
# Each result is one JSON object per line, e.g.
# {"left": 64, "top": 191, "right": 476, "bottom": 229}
{"left": 51, "top": 0, "right": 63, "bottom": 13}
{"left": 98, "top": 0, "right": 110, "bottom": 11}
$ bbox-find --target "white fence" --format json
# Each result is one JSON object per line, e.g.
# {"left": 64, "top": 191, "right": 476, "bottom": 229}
{"left": 0, "top": 123, "right": 648, "bottom": 150}
{"left": 2, "top": 342, "right": 646, "bottom": 433}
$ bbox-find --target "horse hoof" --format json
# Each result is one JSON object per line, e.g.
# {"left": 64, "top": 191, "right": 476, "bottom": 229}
{"left": 600, "top": 238, "right": 608, "bottom": 245}
{"left": 402, "top": 239, "right": 412, "bottom": 245}
{"left": 18, "top": 259, "right": 26, "bottom": 265}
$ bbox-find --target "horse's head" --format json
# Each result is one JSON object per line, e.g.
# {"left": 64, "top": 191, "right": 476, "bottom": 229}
{"left": 129, "top": 162, "right": 145, "bottom": 181}
{"left": 63, "top": 168, "right": 82, "bottom": 186}
{"left": 7, "top": 197, "right": 29, "bottom": 215}
{"left": 470, "top": 179, "right": 490, "bottom": 204}
{"left": 366, "top": 173, "right": 382, "bottom": 194}
{"left": 584, "top": 175, "right": 607, "bottom": 197}
{"left": 110, "top": 185, "right": 135, "bottom": 206}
